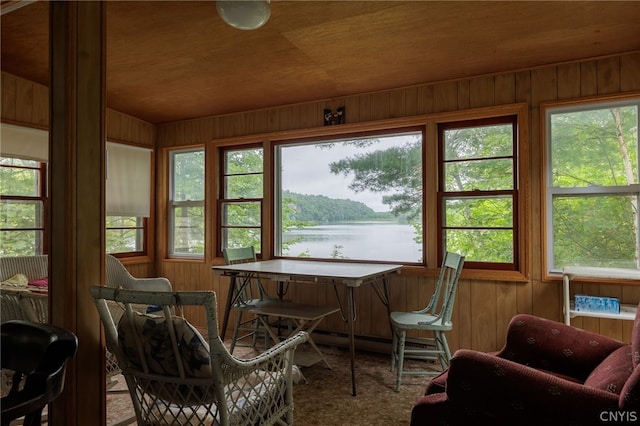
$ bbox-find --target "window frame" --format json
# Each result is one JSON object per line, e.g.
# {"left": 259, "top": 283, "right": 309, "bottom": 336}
{"left": 543, "top": 94, "right": 640, "bottom": 276}
{"left": 437, "top": 115, "right": 519, "bottom": 270}
{"left": 105, "top": 141, "right": 153, "bottom": 258}
{"left": 208, "top": 103, "right": 528, "bottom": 279}
{"left": 217, "top": 144, "right": 264, "bottom": 258}
{"left": 0, "top": 159, "right": 48, "bottom": 256}
{"left": 168, "top": 147, "right": 206, "bottom": 258}
{"left": 271, "top": 127, "right": 425, "bottom": 264}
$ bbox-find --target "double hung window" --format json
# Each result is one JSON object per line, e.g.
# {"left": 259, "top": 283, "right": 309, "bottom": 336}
{"left": 545, "top": 98, "right": 640, "bottom": 272}
{"left": 438, "top": 116, "right": 518, "bottom": 270}
{"left": 106, "top": 142, "right": 152, "bottom": 256}
{"left": 0, "top": 158, "right": 47, "bottom": 256}
{"left": 218, "top": 146, "right": 263, "bottom": 255}
{"left": 169, "top": 148, "right": 205, "bottom": 256}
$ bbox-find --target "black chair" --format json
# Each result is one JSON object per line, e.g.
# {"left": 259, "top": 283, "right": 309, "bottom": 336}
{"left": 1, "top": 320, "right": 78, "bottom": 426}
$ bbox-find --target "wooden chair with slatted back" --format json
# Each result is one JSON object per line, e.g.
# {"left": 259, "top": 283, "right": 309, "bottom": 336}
{"left": 390, "top": 251, "right": 465, "bottom": 391}
{"left": 223, "top": 247, "right": 278, "bottom": 353}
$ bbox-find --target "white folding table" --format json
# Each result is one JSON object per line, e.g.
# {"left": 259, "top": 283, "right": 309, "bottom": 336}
{"left": 213, "top": 259, "right": 402, "bottom": 396}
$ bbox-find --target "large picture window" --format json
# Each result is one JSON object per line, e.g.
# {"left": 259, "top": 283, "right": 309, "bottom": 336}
{"left": 438, "top": 116, "right": 518, "bottom": 270}
{"left": 169, "top": 148, "right": 205, "bottom": 257}
{"left": 545, "top": 97, "right": 640, "bottom": 273}
{"left": 275, "top": 130, "right": 423, "bottom": 263}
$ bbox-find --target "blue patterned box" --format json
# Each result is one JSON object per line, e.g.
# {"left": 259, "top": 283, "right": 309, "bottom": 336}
{"left": 574, "top": 295, "right": 620, "bottom": 314}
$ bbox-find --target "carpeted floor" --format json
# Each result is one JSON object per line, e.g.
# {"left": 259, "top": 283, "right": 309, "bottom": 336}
{"left": 106, "top": 343, "right": 437, "bottom": 426}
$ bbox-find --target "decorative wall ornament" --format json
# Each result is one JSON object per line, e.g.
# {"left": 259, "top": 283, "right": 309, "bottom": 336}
{"left": 324, "top": 106, "right": 345, "bottom": 126}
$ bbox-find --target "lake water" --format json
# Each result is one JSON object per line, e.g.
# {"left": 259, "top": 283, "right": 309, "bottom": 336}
{"left": 281, "top": 221, "right": 422, "bottom": 263}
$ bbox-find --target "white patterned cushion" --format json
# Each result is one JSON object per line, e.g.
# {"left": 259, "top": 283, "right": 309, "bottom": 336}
{"left": 118, "top": 311, "right": 212, "bottom": 378}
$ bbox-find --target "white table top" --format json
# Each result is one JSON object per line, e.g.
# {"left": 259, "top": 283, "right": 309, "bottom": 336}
{"left": 213, "top": 259, "right": 402, "bottom": 286}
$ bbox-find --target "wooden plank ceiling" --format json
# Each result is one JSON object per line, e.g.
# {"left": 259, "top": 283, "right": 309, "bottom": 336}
{"left": 1, "top": 1, "right": 639, "bottom": 124}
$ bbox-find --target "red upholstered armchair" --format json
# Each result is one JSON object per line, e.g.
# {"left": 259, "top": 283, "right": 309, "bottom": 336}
{"left": 411, "top": 309, "right": 640, "bottom": 425}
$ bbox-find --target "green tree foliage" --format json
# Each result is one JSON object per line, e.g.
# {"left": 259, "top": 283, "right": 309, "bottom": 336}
{"left": 551, "top": 106, "right": 639, "bottom": 268}
{"left": 175, "top": 150, "right": 205, "bottom": 201}
{"left": 329, "top": 140, "right": 422, "bottom": 221}
{"left": 442, "top": 124, "right": 515, "bottom": 262}
{"left": 106, "top": 216, "right": 140, "bottom": 254}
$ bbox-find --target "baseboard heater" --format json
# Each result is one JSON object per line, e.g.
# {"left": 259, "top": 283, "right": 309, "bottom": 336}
{"left": 310, "top": 330, "right": 432, "bottom": 355}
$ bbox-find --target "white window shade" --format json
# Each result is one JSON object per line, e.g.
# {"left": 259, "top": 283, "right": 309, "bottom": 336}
{"left": 106, "top": 142, "right": 151, "bottom": 217}
{"left": 0, "top": 123, "right": 49, "bottom": 161}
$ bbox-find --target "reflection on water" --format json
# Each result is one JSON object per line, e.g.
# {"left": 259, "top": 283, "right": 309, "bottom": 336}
{"left": 282, "top": 221, "right": 422, "bottom": 262}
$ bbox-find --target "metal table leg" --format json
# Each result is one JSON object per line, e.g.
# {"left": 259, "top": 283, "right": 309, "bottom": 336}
{"left": 347, "top": 286, "right": 357, "bottom": 396}
{"left": 220, "top": 273, "right": 237, "bottom": 341}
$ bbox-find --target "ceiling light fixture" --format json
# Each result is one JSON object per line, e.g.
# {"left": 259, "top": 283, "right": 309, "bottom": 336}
{"left": 216, "top": 0, "right": 270, "bottom": 30}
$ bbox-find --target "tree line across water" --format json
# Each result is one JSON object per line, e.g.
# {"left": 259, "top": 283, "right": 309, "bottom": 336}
{"left": 283, "top": 190, "right": 394, "bottom": 224}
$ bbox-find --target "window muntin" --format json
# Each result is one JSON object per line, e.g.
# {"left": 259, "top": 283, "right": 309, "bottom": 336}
{"left": 275, "top": 130, "right": 423, "bottom": 263}
{"left": 0, "top": 158, "right": 46, "bottom": 256}
{"left": 439, "top": 117, "right": 517, "bottom": 269}
{"left": 170, "top": 148, "right": 205, "bottom": 257}
{"left": 546, "top": 99, "right": 640, "bottom": 272}
{"left": 219, "top": 147, "right": 263, "bottom": 255}
{"left": 106, "top": 216, "right": 146, "bottom": 254}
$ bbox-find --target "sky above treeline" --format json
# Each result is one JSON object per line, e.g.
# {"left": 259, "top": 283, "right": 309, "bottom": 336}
{"left": 281, "top": 134, "right": 417, "bottom": 212}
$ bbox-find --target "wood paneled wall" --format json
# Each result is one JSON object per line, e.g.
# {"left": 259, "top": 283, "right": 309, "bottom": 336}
{"left": 1, "top": 71, "right": 157, "bottom": 278}
{"left": 4, "top": 52, "right": 640, "bottom": 354}
{"left": 156, "top": 52, "right": 640, "bottom": 353}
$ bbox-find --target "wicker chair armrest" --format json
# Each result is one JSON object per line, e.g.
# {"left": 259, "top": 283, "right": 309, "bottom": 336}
{"left": 236, "top": 331, "right": 309, "bottom": 368}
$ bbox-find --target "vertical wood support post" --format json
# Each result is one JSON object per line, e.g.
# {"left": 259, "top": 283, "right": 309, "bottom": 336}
{"left": 49, "top": 2, "right": 106, "bottom": 425}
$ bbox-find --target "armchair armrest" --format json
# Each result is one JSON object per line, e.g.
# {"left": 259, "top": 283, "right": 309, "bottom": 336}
{"left": 444, "top": 349, "right": 619, "bottom": 422}
{"left": 497, "top": 314, "right": 625, "bottom": 380}
{"left": 238, "top": 331, "right": 309, "bottom": 369}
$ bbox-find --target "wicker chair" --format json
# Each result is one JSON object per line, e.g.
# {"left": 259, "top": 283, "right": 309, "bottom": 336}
{"left": 0, "top": 289, "right": 48, "bottom": 324}
{"left": 105, "top": 255, "right": 173, "bottom": 393}
{"left": 0, "top": 255, "right": 49, "bottom": 325}
{"left": 0, "top": 254, "right": 173, "bottom": 394}
{"left": 90, "top": 286, "right": 308, "bottom": 426}
{"left": 105, "top": 254, "right": 172, "bottom": 292}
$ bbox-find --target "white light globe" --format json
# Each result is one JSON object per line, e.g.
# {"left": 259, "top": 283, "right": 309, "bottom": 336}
{"left": 217, "top": 0, "right": 271, "bottom": 30}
